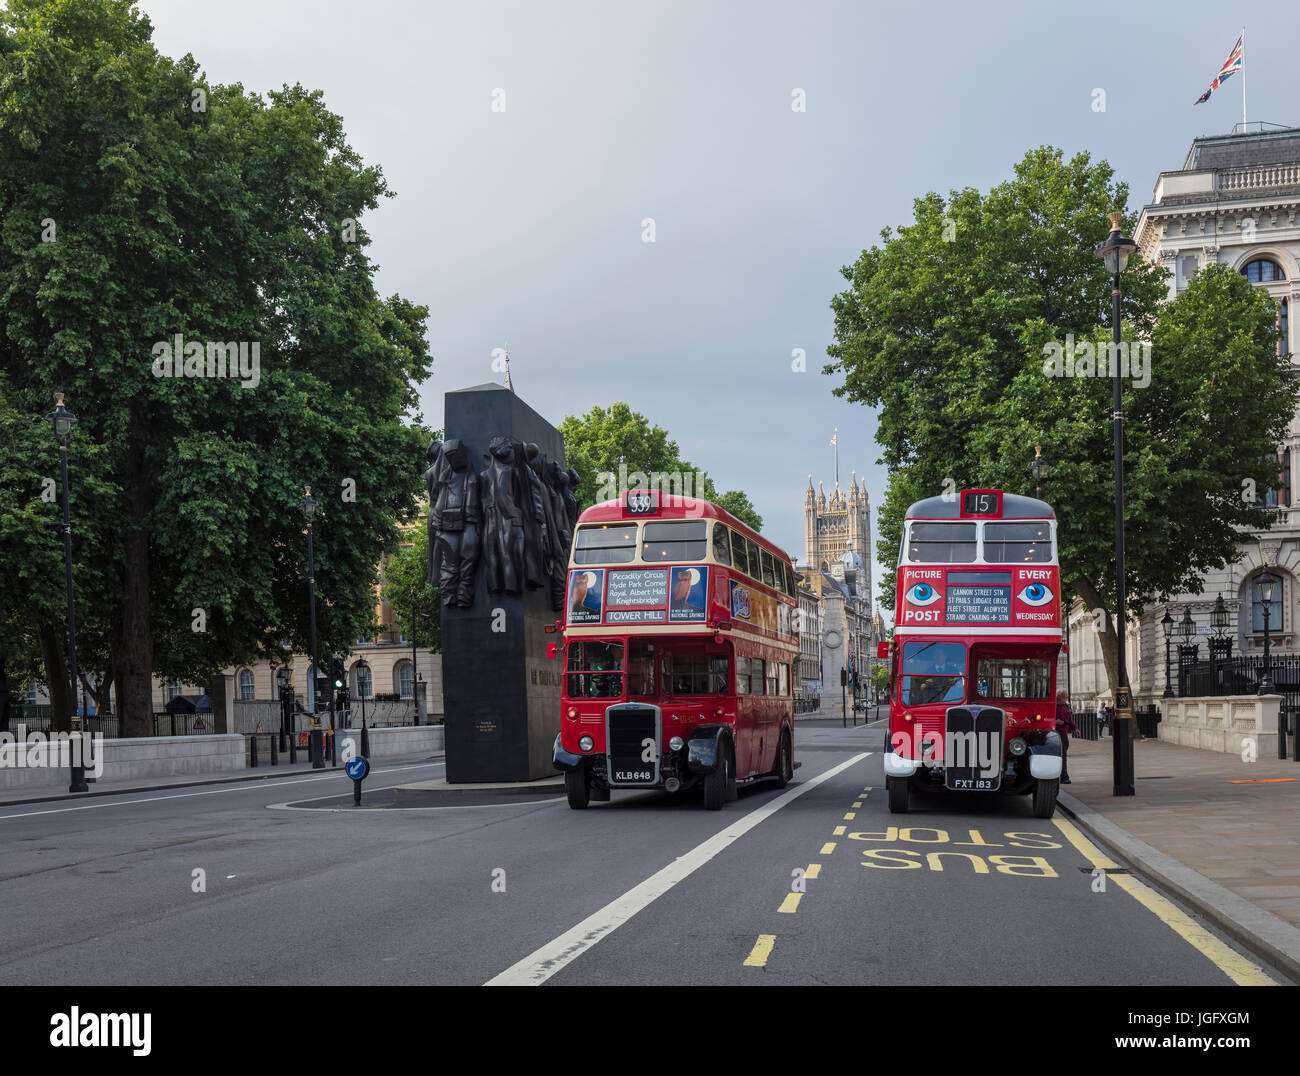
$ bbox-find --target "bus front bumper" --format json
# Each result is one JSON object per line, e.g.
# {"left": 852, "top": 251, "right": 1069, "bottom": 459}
{"left": 882, "top": 751, "right": 920, "bottom": 778}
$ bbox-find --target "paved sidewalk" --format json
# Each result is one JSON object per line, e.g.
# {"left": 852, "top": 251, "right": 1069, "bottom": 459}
{"left": 1059, "top": 734, "right": 1300, "bottom": 982}
{"left": 0, "top": 749, "right": 445, "bottom": 809}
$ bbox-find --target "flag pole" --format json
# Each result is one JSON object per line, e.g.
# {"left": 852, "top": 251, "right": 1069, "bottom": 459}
{"left": 1241, "top": 25, "right": 1247, "bottom": 128}
{"left": 834, "top": 427, "right": 839, "bottom": 488}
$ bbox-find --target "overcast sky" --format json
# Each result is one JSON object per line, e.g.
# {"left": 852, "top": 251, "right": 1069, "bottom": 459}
{"left": 140, "top": 0, "right": 1289, "bottom": 609}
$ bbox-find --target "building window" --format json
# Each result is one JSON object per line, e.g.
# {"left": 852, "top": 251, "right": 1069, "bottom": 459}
{"left": 1251, "top": 575, "right": 1283, "bottom": 632}
{"left": 1283, "top": 448, "right": 1292, "bottom": 507}
{"left": 24, "top": 682, "right": 39, "bottom": 705}
{"left": 237, "top": 669, "right": 255, "bottom": 701}
{"left": 1280, "top": 298, "right": 1289, "bottom": 356}
{"left": 1179, "top": 253, "right": 1199, "bottom": 286}
{"left": 167, "top": 679, "right": 184, "bottom": 702}
{"left": 396, "top": 662, "right": 414, "bottom": 699}
{"left": 1242, "top": 258, "right": 1285, "bottom": 283}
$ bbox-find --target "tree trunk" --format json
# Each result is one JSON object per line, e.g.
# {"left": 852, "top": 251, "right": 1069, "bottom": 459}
{"left": 117, "top": 429, "right": 154, "bottom": 737}
{"left": 38, "top": 622, "right": 73, "bottom": 733}
{"left": 1071, "top": 577, "right": 1121, "bottom": 698}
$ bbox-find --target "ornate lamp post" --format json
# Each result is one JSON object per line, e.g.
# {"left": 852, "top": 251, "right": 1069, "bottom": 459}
{"left": 1030, "top": 445, "right": 1047, "bottom": 499}
{"left": 45, "top": 393, "right": 89, "bottom": 793}
{"left": 301, "top": 488, "right": 326, "bottom": 768}
{"left": 275, "top": 665, "right": 292, "bottom": 754}
{"left": 1258, "top": 571, "right": 1277, "bottom": 696}
{"left": 409, "top": 587, "right": 420, "bottom": 726}
{"left": 1161, "top": 609, "right": 1175, "bottom": 698}
{"left": 1094, "top": 210, "right": 1139, "bottom": 796}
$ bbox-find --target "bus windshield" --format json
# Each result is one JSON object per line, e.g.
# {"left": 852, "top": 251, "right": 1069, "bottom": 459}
{"left": 567, "top": 641, "right": 624, "bottom": 698}
{"left": 899, "top": 641, "right": 965, "bottom": 705}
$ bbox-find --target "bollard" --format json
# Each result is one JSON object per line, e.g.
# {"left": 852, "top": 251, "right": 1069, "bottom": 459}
{"left": 310, "top": 728, "right": 324, "bottom": 769}
{"left": 270, "top": 733, "right": 278, "bottom": 766}
{"left": 249, "top": 734, "right": 258, "bottom": 769}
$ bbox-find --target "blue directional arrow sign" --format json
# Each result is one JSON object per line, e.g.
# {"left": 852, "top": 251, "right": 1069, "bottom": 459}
{"left": 345, "top": 756, "right": 369, "bottom": 781}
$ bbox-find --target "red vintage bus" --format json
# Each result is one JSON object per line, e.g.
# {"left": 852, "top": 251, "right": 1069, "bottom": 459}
{"left": 552, "top": 490, "right": 798, "bottom": 809}
{"left": 884, "top": 489, "right": 1064, "bottom": 818}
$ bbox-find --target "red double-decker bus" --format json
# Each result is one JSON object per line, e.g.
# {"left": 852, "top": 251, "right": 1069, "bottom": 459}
{"left": 884, "top": 489, "right": 1064, "bottom": 818}
{"left": 552, "top": 490, "right": 798, "bottom": 810}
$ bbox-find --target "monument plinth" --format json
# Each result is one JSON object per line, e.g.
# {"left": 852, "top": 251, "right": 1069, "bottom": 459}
{"left": 436, "top": 384, "right": 572, "bottom": 782}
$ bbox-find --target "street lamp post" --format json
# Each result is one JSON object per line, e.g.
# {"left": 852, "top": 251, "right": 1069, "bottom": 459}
{"left": 276, "top": 665, "right": 292, "bottom": 756}
{"left": 356, "top": 656, "right": 370, "bottom": 758}
{"left": 1094, "top": 211, "right": 1139, "bottom": 797}
{"left": 1161, "top": 609, "right": 1175, "bottom": 698}
{"left": 301, "top": 488, "right": 324, "bottom": 769}
{"left": 1258, "top": 572, "right": 1277, "bottom": 696}
{"left": 45, "top": 394, "right": 88, "bottom": 793}
{"left": 409, "top": 587, "right": 420, "bottom": 726}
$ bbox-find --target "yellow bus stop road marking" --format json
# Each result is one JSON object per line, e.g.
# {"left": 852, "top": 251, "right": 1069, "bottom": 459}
{"left": 1051, "top": 816, "right": 1277, "bottom": 987}
{"left": 821, "top": 842, "right": 837, "bottom": 855}
{"left": 852, "top": 800, "right": 863, "bottom": 808}
{"left": 744, "top": 934, "right": 776, "bottom": 967}
{"left": 833, "top": 825, "right": 846, "bottom": 836}
{"left": 805, "top": 864, "right": 821, "bottom": 879}
{"left": 778, "top": 893, "right": 802, "bottom": 914}
{"left": 843, "top": 812, "right": 856, "bottom": 820}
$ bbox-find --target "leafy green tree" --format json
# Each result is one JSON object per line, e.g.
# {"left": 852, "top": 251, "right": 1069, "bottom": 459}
{"left": 379, "top": 525, "right": 441, "bottom": 654}
{"left": 559, "top": 403, "right": 763, "bottom": 530}
{"left": 826, "top": 147, "right": 1293, "bottom": 692}
{"left": 0, "top": 0, "right": 431, "bottom": 733}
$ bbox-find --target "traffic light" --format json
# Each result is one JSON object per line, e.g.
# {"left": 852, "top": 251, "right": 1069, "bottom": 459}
{"left": 331, "top": 658, "right": 346, "bottom": 691}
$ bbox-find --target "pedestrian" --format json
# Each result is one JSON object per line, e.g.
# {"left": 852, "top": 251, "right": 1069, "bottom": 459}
{"left": 1096, "top": 697, "right": 1105, "bottom": 737}
{"left": 1056, "top": 690, "right": 1079, "bottom": 783}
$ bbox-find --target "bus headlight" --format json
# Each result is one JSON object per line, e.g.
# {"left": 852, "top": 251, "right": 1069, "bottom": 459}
{"left": 1008, "top": 737, "right": 1027, "bottom": 757}
{"left": 669, "top": 736, "right": 684, "bottom": 752}
{"left": 579, "top": 736, "right": 594, "bottom": 752}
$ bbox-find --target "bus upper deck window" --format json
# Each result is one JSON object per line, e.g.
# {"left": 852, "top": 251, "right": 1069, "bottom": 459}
{"left": 574, "top": 523, "right": 637, "bottom": 564}
{"left": 906, "top": 522, "right": 977, "bottom": 563}
{"left": 982, "top": 522, "right": 1053, "bottom": 563}
{"left": 712, "top": 523, "right": 732, "bottom": 566}
{"left": 643, "top": 521, "right": 707, "bottom": 562}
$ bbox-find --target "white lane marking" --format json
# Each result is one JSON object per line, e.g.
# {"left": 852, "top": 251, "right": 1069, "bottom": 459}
{"left": 484, "top": 752, "right": 872, "bottom": 986}
{"left": 267, "top": 798, "right": 561, "bottom": 813}
{"left": 0, "top": 761, "right": 445, "bottom": 821}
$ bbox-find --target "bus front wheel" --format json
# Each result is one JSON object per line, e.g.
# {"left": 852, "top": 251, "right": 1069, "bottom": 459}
{"left": 1032, "top": 777, "right": 1058, "bottom": 819}
{"left": 565, "top": 765, "right": 590, "bottom": 810}
{"left": 704, "top": 744, "right": 732, "bottom": 811}
{"left": 887, "top": 775, "right": 910, "bottom": 814}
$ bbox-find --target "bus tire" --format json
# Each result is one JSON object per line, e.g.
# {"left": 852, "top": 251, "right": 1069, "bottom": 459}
{"left": 565, "top": 765, "right": 590, "bottom": 810}
{"left": 1032, "top": 778, "right": 1058, "bottom": 819}
{"left": 774, "top": 730, "right": 793, "bottom": 788}
{"left": 704, "top": 744, "right": 731, "bottom": 811}
{"left": 887, "top": 775, "right": 909, "bottom": 814}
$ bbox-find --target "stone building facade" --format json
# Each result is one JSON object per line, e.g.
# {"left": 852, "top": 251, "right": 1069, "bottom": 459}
{"left": 1068, "top": 125, "right": 1300, "bottom": 706}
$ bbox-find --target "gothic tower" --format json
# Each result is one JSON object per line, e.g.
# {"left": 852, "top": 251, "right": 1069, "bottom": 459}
{"left": 804, "top": 471, "right": 870, "bottom": 573}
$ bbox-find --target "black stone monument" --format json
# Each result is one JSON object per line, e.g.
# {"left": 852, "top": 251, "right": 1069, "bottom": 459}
{"left": 440, "top": 384, "right": 567, "bottom": 782}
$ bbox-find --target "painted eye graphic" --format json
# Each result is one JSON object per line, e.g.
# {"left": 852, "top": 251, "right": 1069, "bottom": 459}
{"left": 906, "top": 583, "right": 941, "bottom": 606}
{"left": 1018, "top": 583, "right": 1054, "bottom": 607}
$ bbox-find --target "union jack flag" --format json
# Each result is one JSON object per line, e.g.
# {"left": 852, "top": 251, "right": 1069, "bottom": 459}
{"left": 829, "top": 431, "right": 837, "bottom": 447}
{"left": 1194, "top": 33, "right": 1243, "bottom": 105}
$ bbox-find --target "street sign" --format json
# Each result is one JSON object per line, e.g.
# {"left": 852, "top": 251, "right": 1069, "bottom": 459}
{"left": 345, "top": 756, "right": 369, "bottom": 781}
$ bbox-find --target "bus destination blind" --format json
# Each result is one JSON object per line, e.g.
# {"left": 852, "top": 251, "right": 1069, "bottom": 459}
{"left": 945, "top": 585, "right": 1010, "bottom": 623}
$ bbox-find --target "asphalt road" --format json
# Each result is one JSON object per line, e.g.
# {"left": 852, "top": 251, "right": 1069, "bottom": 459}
{"left": 0, "top": 721, "right": 1284, "bottom": 986}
